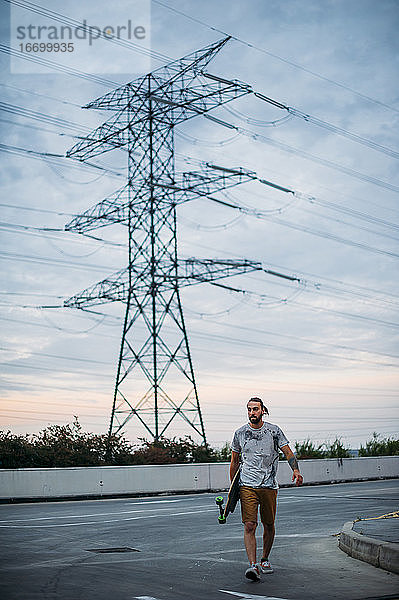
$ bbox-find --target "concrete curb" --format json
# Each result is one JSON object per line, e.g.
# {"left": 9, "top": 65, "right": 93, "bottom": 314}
{"left": 339, "top": 520, "right": 399, "bottom": 574}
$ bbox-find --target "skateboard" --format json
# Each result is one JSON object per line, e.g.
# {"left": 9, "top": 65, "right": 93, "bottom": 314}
{"left": 215, "top": 469, "right": 240, "bottom": 524}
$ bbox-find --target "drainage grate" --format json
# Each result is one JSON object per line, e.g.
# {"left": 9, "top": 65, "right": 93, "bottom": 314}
{"left": 86, "top": 547, "right": 140, "bottom": 553}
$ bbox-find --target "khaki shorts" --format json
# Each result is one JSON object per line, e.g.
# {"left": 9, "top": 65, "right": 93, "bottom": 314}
{"left": 240, "top": 486, "right": 277, "bottom": 525}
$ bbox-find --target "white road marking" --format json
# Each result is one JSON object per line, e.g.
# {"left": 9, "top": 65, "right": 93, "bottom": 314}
{"left": 0, "top": 509, "right": 154, "bottom": 523}
{"left": 0, "top": 504, "right": 213, "bottom": 524}
{"left": 132, "top": 592, "right": 293, "bottom": 600}
{"left": 5, "top": 551, "right": 246, "bottom": 571}
{"left": 276, "top": 533, "right": 328, "bottom": 538}
{"left": 0, "top": 508, "right": 215, "bottom": 528}
{"left": 123, "top": 499, "right": 181, "bottom": 504}
{"left": 220, "top": 590, "right": 291, "bottom": 600}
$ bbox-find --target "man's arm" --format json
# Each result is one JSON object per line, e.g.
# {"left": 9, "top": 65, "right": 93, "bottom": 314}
{"left": 281, "top": 444, "right": 303, "bottom": 486}
{"left": 230, "top": 450, "right": 240, "bottom": 482}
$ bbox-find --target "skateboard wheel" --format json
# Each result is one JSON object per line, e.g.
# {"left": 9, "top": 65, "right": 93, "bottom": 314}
{"left": 218, "top": 516, "right": 226, "bottom": 524}
{"left": 215, "top": 496, "right": 224, "bottom": 505}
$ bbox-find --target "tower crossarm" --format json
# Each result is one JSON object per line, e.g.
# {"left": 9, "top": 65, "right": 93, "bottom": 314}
{"left": 66, "top": 38, "right": 251, "bottom": 162}
{"left": 185, "top": 164, "right": 256, "bottom": 192}
{"left": 82, "top": 37, "right": 233, "bottom": 111}
{"left": 65, "top": 183, "right": 152, "bottom": 232}
{"left": 179, "top": 258, "right": 263, "bottom": 286}
{"left": 67, "top": 76, "right": 250, "bottom": 161}
{"left": 66, "top": 96, "right": 147, "bottom": 160}
{"left": 63, "top": 266, "right": 147, "bottom": 308}
{"left": 65, "top": 163, "right": 258, "bottom": 233}
{"left": 63, "top": 256, "right": 296, "bottom": 310}
{"left": 153, "top": 163, "right": 256, "bottom": 200}
{"left": 177, "top": 259, "right": 301, "bottom": 287}
{"left": 147, "top": 74, "right": 251, "bottom": 127}
{"left": 65, "top": 185, "right": 129, "bottom": 232}
{"left": 66, "top": 118, "right": 133, "bottom": 160}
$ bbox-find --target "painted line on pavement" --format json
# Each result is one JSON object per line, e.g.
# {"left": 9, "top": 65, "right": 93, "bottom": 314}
{"left": 220, "top": 590, "right": 292, "bottom": 599}
{"left": 0, "top": 508, "right": 215, "bottom": 528}
{"left": 0, "top": 503, "right": 213, "bottom": 524}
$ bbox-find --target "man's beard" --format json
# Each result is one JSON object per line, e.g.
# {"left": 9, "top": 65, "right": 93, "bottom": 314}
{"left": 249, "top": 415, "right": 262, "bottom": 424}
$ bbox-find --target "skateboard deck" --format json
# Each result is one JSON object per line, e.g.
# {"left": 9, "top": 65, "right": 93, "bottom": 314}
{"left": 215, "top": 469, "right": 240, "bottom": 524}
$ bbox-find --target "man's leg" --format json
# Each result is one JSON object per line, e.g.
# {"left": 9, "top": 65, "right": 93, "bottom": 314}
{"left": 258, "top": 489, "right": 277, "bottom": 567}
{"left": 240, "top": 486, "right": 260, "bottom": 579}
{"left": 244, "top": 521, "right": 257, "bottom": 564}
{"left": 262, "top": 522, "right": 275, "bottom": 560}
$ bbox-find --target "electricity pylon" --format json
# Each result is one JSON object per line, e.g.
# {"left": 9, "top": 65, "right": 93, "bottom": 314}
{"left": 64, "top": 37, "right": 295, "bottom": 445}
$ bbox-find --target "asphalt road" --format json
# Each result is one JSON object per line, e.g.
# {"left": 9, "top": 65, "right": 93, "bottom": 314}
{"left": 1, "top": 479, "right": 398, "bottom": 600}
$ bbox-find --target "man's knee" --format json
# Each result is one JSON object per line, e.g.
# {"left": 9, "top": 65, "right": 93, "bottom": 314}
{"left": 264, "top": 522, "right": 275, "bottom": 533}
{"left": 244, "top": 521, "right": 257, "bottom": 534}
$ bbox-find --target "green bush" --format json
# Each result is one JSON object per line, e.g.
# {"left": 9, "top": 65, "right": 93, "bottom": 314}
{"left": 3, "top": 421, "right": 396, "bottom": 469}
{"left": 214, "top": 442, "right": 231, "bottom": 462}
{"left": 359, "top": 433, "right": 399, "bottom": 457}
{"left": 0, "top": 420, "right": 223, "bottom": 468}
{"left": 324, "top": 438, "right": 351, "bottom": 458}
{"left": 293, "top": 437, "right": 350, "bottom": 459}
{"left": 130, "top": 436, "right": 218, "bottom": 465}
{"left": 294, "top": 439, "right": 326, "bottom": 459}
{"left": 0, "top": 430, "right": 35, "bottom": 468}
{"left": 0, "top": 418, "right": 136, "bottom": 468}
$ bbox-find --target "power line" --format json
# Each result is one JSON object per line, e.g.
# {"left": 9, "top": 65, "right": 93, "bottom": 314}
{"left": 190, "top": 317, "right": 399, "bottom": 362}
{"left": 0, "top": 43, "right": 119, "bottom": 87}
{"left": 152, "top": 0, "right": 399, "bottom": 115}
{"left": 0, "top": 361, "right": 113, "bottom": 378}
{"left": 198, "top": 116, "right": 399, "bottom": 194}
{"left": 2, "top": 408, "right": 397, "bottom": 424}
{"left": 249, "top": 210, "right": 398, "bottom": 259}
{"left": 247, "top": 94, "right": 399, "bottom": 160}
{"left": 177, "top": 140, "right": 399, "bottom": 237}
{"left": 1, "top": 244, "right": 397, "bottom": 328}
{"left": 1, "top": 308, "right": 398, "bottom": 367}
{"left": 0, "top": 249, "right": 119, "bottom": 273}
{"left": 179, "top": 151, "right": 399, "bottom": 218}
{"left": 0, "top": 408, "right": 109, "bottom": 418}
{"left": 300, "top": 194, "right": 399, "bottom": 233}
{"left": 0, "top": 346, "right": 110, "bottom": 366}
{"left": 0, "top": 116, "right": 82, "bottom": 139}
{"left": 0, "top": 221, "right": 126, "bottom": 249}
{"left": 0, "top": 203, "right": 74, "bottom": 217}
{"left": 4, "top": 201, "right": 397, "bottom": 262}
{"left": 0, "top": 414, "right": 108, "bottom": 426}
{"left": 0, "top": 142, "right": 124, "bottom": 178}
{"left": 179, "top": 109, "right": 399, "bottom": 160}
{"left": 0, "top": 100, "right": 88, "bottom": 133}
{"left": 3, "top": 383, "right": 397, "bottom": 399}
{"left": 216, "top": 191, "right": 398, "bottom": 259}
{"left": 192, "top": 238, "right": 399, "bottom": 306}
{"left": 295, "top": 204, "right": 399, "bottom": 243}
{"left": 0, "top": 82, "right": 82, "bottom": 107}
{"left": 6, "top": 0, "right": 170, "bottom": 63}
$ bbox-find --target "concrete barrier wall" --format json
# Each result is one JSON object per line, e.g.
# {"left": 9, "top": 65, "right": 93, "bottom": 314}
{"left": 0, "top": 456, "right": 397, "bottom": 502}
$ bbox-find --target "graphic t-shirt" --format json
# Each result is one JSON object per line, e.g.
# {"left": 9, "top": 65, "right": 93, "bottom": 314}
{"left": 231, "top": 422, "right": 289, "bottom": 489}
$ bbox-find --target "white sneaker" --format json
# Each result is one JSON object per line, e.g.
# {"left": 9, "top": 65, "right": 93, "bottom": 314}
{"left": 245, "top": 563, "right": 260, "bottom": 581}
{"left": 260, "top": 558, "right": 273, "bottom": 573}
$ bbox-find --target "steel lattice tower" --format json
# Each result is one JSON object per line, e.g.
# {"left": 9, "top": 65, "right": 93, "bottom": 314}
{"left": 64, "top": 37, "right": 292, "bottom": 444}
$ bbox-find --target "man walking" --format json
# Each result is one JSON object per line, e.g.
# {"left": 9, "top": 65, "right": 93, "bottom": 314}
{"left": 230, "top": 397, "right": 303, "bottom": 581}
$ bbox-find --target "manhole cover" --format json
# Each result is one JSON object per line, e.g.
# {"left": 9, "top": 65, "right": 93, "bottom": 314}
{"left": 86, "top": 547, "right": 140, "bottom": 553}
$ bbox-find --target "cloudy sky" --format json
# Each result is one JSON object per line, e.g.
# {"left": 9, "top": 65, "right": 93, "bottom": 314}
{"left": 1, "top": 0, "right": 398, "bottom": 451}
